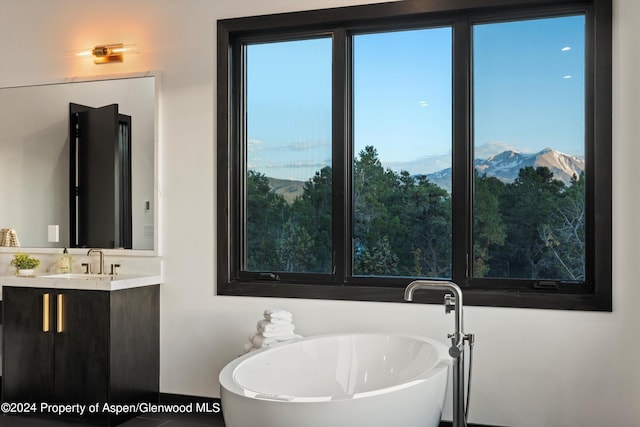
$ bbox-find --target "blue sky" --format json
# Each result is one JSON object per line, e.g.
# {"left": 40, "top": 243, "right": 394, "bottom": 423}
{"left": 247, "top": 38, "right": 332, "bottom": 182}
{"left": 247, "top": 14, "right": 585, "bottom": 181}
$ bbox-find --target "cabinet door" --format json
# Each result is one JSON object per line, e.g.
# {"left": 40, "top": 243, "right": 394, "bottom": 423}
{"left": 2, "top": 287, "right": 55, "bottom": 403}
{"left": 53, "top": 289, "right": 110, "bottom": 405}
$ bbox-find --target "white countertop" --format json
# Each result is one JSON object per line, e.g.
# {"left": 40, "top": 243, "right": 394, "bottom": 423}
{"left": 0, "top": 273, "right": 161, "bottom": 299}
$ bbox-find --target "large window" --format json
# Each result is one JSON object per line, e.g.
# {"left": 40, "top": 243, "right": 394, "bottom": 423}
{"left": 472, "top": 15, "right": 587, "bottom": 281}
{"left": 217, "top": 0, "right": 612, "bottom": 310}
{"left": 352, "top": 28, "right": 453, "bottom": 278}
{"left": 245, "top": 38, "right": 333, "bottom": 273}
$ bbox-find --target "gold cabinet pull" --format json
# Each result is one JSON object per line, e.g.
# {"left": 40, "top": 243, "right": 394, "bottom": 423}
{"left": 43, "top": 293, "right": 50, "bottom": 332}
{"left": 56, "top": 294, "right": 64, "bottom": 333}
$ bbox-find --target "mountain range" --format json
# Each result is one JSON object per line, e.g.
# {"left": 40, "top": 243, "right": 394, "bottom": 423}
{"left": 267, "top": 148, "right": 584, "bottom": 201}
{"left": 427, "top": 148, "right": 585, "bottom": 192}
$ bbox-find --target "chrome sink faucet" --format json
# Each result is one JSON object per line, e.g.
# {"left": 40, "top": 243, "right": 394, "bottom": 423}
{"left": 87, "top": 249, "right": 105, "bottom": 274}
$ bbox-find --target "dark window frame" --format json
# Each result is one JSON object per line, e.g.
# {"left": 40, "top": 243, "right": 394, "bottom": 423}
{"left": 217, "top": 0, "right": 612, "bottom": 311}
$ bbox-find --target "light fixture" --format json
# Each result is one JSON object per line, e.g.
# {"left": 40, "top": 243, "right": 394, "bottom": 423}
{"left": 75, "top": 43, "right": 139, "bottom": 64}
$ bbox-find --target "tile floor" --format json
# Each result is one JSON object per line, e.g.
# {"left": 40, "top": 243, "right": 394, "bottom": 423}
{"left": 0, "top": 411, "right": 481, "bottom": 427}
{"left": 0, "top": 410, "right": 226, "bottom": 427}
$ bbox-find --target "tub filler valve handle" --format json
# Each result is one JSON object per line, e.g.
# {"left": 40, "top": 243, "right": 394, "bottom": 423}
{"left": 448, "top": 333, "right": 464, "bottom": 359}
{"left": 444, "top": 293, "right": 455, "bottom": 314}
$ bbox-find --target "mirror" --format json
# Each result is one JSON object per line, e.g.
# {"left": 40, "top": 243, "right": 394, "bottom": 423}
{"left": 0, "top": 75, "right": 155, "bottom": 250}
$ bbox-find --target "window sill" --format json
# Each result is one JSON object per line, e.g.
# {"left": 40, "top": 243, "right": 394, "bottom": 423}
{"left": 217, "top": 281, "right": 611, "bottom": 312}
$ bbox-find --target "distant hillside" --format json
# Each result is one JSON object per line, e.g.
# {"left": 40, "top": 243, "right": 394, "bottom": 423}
{"left": 267, "top": 177, "right": 306, "bottom": 203}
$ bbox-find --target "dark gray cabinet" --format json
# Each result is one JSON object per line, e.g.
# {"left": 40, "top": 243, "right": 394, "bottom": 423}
{"left": 2, "top": 285, "right": 159, "bottom": 425}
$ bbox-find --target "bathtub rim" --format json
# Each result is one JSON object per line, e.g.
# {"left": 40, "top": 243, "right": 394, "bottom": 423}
{"left": 219, "top": 332, "right": 452, "bottom": 403}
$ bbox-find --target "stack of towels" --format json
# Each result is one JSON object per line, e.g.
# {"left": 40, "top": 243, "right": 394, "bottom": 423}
{"left": 0, "top": 228, "right": 20, "bottom": 247}
{"left": 244, "top": 308, "right": 302, "bottom": 353}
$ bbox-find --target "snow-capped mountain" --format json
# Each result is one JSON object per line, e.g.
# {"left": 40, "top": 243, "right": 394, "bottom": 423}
{"left": 265, "top": 148, "right": 584, "bottom": 201}
{"left": 427, "top": 148, "right": 584, "bottom": 191}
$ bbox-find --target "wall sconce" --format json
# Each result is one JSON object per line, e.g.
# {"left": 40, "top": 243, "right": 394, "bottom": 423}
{"left": 75, "top": 43, "right": 139, "bottom": 64}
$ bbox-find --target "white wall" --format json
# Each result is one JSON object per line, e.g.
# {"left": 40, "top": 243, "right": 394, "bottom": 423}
{"left": 1, "top": 1, "right": 638, "bottom": 426}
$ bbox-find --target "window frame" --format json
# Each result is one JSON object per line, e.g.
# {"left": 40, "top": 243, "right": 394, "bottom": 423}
{"left": 217, "top": 0, "right": 612, "bottom": 311}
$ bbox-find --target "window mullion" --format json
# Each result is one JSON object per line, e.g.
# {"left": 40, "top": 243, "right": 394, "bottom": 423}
{"left": 230, "top": 37, "right": 246, "bottom": 282}
{"left": 332, "top": 28, "right": 349, "bottom": 284}
{"left": 451, "top": 16, "right": 472, "bottom": 286}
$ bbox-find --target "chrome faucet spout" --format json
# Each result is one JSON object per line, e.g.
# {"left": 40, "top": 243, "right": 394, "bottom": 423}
{"left": 404, "top": 280, "right": 464, "bottom": 345}
{"left": 87, "top": 249, "right": 105, "bottom": 275}
{"left": 404, "top": 279, "right": 469, "bottom": 427}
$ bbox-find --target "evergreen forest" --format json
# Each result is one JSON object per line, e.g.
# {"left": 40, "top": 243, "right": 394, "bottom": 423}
{"left": 246, "top": 146, "right": 585, "bottom": 281}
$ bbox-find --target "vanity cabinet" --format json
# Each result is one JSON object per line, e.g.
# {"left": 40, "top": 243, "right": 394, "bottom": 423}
{"left": 2, "top": 285, "right": 159, "bottom": 425}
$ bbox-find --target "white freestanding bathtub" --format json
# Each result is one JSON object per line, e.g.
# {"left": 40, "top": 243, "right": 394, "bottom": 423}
{"left": 219, "top": 333, "right": 452, "bottom": 427}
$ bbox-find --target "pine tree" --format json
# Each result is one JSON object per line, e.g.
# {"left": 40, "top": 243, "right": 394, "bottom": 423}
{"left": 473, "top": 173, "right": 506, "bottom": 277}
{"left": 246, "top": 171, "right": 289, "bottom": 271}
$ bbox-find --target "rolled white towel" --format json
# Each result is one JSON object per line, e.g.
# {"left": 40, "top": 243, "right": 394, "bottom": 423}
{"left": 257, "top": 319, "right": 295, "bottom": 333}
{"left": 262, "top": 330, "right": 298, "bottom": 338}
{"left": 263, "top": 308, "right": 293, "bottom": 322}
{"left": 263, "top": 317, "right": 293, "bottom": 325}
{"left": 243, "top": 342, "right": 256, "bottom": 353}
{"left": 251, "top": 333, "right": 303, "bottom": 348}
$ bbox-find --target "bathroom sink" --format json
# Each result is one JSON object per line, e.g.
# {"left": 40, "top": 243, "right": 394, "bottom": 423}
{"left": 43, "top": 273, "right": 115, "bottom": 280}
{"left": 1, "top": 272, "right": 162, "bottom": 293}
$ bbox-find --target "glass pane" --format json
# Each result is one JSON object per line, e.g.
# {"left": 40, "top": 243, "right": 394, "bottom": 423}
{"left": 352, "top": 27, "right": 453, "bottom": 278}
{"left": 472, "top": 15, "right": 586, "bottom": 281}
{"left": 245, "top": 38, "right": 332, "bottom": 273}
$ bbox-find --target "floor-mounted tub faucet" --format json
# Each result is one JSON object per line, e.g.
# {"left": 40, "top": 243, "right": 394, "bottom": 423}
{"left": 404, "top": 280, "right": 474, "bottom": 427}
